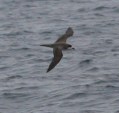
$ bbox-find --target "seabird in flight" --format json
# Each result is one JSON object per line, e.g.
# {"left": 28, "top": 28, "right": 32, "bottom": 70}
{"left": 40, "top": 27, "right": 74, "bottom": 72}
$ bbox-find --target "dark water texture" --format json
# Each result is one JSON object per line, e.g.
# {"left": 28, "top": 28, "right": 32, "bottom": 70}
{"left": 0, "top": 0, "right": 119, "bottom": 113}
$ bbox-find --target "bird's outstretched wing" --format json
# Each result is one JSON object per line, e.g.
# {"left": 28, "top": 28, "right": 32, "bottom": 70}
{"left": 55, "top": 27, "right": 74, "bottom": 43}
{"left": 47, "top": 47, "right": 63, "bottom": 72}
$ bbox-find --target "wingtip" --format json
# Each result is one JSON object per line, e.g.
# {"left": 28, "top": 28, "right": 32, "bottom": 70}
{"left": 46, "top": 70, "right": 49, "bottom": 73}
{"left": 46, "top": 69, "right": 50, "bottom": 73}
{"left": 66, "top": 27, "right": 74, "bottom": 37}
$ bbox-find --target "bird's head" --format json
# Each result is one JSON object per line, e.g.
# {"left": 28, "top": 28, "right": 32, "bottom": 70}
{"left": 68, "top": 44, "right": 72, "bottom": 48}
{"left": 67, "top": 44, "right": 75, "bottom": 50}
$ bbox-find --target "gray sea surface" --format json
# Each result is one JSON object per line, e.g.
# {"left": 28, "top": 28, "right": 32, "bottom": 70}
{"left": 0, "top": 0, "right": 119, "bottom": 113}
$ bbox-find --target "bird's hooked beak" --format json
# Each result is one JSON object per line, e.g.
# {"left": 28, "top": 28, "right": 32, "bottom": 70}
{"left": 71, "top": 47, "right": 75, "bottom": 50}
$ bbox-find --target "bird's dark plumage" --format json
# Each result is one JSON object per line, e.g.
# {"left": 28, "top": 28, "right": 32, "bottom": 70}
{"left": 40, "top": 27, "right": 74, "bottom": 72}
{"left": 55, "top": 27, "right": 74, "bottom": 43}
{"left": 47, "top": 47, "right": 63, "bottom": 72}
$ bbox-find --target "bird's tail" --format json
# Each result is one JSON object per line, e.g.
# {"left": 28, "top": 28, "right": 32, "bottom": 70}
{"left": 40, "top": 44, "right": 53, "bottom": 48}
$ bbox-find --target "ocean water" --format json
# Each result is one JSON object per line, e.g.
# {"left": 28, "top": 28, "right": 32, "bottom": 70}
{"left": 0, "top": 0, "right": 119, "bottom": 113}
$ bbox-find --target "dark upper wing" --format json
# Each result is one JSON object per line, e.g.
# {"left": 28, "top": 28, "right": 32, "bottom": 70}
{"left": 55, "top": 27, "right": 74, "bottom": 43}
{"left": 47, "top": 48, "right": 63, "bottom": 72}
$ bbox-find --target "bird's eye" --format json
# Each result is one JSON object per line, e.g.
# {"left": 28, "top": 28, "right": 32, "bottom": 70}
{"left": 69, "top": 45, "right": 72, "bottom": 47}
